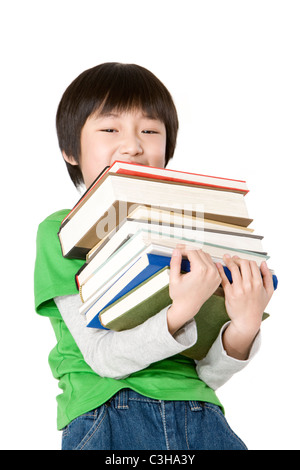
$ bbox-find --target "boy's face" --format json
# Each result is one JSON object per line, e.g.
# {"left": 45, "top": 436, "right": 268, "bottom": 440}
{"left": 64, "top": 109, "right": 167, "bottom": 188}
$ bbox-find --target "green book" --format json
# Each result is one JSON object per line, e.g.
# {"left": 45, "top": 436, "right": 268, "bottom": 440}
{"left": 99, "top": 267, "right": 268, "bottom": 361}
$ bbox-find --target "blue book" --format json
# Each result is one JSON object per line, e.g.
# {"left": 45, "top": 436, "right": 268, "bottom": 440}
{"left": 85, "top": 253, "right": 278, "bottom": 329}
{"left": 86, "top": 254, "right": 186, "bottom": 328}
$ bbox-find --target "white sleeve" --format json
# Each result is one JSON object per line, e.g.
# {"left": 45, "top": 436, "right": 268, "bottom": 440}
{"left": 54, "top": 295, "right": 261, "bottom": 387}
{"left": 54, "top": 294, "right": 197, "bottom": 380}
{"left": 195, "top": 322, "right": 261, "bottom": 390}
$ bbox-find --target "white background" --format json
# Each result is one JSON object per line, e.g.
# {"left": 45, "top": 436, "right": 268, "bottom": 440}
{"left": 0, "top": 0, "right": 299, "bottom": 450}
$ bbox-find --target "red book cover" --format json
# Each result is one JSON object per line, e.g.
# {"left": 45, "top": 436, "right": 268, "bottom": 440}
{"left": 60, "top": 161, "right": 249, "bottom": 226}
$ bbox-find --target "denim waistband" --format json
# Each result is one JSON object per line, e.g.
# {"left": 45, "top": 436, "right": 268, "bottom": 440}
{"left": 109, "top": 388, "right": 205, "bottom": 412}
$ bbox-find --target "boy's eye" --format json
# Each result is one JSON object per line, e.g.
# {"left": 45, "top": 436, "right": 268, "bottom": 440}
{"left": 99, "top": 129, "right": 159, "bottom": 134}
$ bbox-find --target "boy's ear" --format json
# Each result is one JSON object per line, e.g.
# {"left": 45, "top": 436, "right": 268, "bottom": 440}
{"left": 62, "top": 150, "right": 79, "bottom": 166}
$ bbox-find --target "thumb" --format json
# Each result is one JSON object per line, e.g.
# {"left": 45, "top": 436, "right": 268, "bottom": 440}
{"left": 216, "top": 262, "right": 230, "bottom": 290}
{"left": 169, "top": 248, "right": 182, "bottom": 283}
{"left": 260, "top": 261, "right": 275, "bottom": 296}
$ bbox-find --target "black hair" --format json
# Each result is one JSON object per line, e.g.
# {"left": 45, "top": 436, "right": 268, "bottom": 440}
{"left": 56, "top": 62, "right": 179, "bottom": 187}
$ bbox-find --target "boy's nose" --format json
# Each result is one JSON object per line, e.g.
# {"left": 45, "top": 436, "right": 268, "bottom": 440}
{"left": 119, "top": 134, "right": 143, "bottom": 157}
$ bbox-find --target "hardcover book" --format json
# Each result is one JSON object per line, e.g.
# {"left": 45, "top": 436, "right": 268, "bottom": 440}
{"left": 96, "top": 267, "right": 269, "bottom": 360}
{"left": 58, "top": 163, "right": 251, "bottom": 259}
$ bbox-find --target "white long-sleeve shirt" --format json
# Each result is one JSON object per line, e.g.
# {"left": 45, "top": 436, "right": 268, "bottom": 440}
{"left": 54, "top": 294, "right": 261, "bottom": 390}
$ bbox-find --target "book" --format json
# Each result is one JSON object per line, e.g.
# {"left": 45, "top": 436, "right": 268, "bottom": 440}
{"left": 77, "top": 216, "right": 265, "bottom": 292}
{"left": 128, "top": 205, "right": 255, "bottom": 233}
{"left": 77, "top": 219, "right": 209, "bottom": 286}
{"left": 77, "top": 227, "right": 270, "bottom": 303}
{"left": 58, "top": 165, "right": 252, "bottom": 259}
{"left": 96, "top": 267, "right": 269, "bottom": 360}
{"left": 56, "top": 160, "right": 276, "bottom": 361}
{"left": 83, "top": 254, "right": 190, "bottom": 325}
{"left": 62, "top": 161, "right": 250, "bottom": 226}
{"left": 82, "top": 252, "right": 278, "bottom": 327}
{"left": 88, "top": 217, "right": 265, "bottom": 265}
{"left": 78, "top": 235, "right": 175, "bottom": 303}
{"left": 98, "top": 267, "right": 171, "bottom": 329}
{"left": 104, "top": 161, "right": 249, "bottom": 193}
{"left": 86, "top": 205, "right": 262, "bottom": 261}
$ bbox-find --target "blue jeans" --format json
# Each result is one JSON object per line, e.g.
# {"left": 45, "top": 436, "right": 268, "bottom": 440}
{"left": 62, "top": 389, "right": 247, "bottom": 450}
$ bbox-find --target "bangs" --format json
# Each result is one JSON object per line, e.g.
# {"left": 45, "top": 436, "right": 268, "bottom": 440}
{"left": 91, "top": 64, "right": 169, "bottom": 122}
{"left": 57, "top": 62, "right": 179, "bottom": 187}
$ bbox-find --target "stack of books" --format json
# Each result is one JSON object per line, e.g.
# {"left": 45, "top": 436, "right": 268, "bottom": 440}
{"left": 58, "top": 161, "right": 277, "bottom": 360}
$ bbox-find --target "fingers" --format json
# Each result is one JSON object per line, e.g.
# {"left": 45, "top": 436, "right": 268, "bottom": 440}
{"left": 169, "top": 247, "right": 183, "bottom": 283}
{"left": 170, "top": 245, "right": 220, "bottom": 278}
{"left": 260, "top": 260, "right": 275, "bottom": 296}
{"left": 171, "top": 246, "right": 272, "bottom": 294}
{"left": 221, "top": 255, "right": 243, "bottom": 289}
{"left": 216, "top": 262, "right": 231, "bottom": 289}
{"left": 231, "top": 256, "right": 260, "bottom": 285}
{"left": 217, "top": 255, "right": 254, "bottom": 290}
{"left": 171, "top": 247, "right": 273, "bottom": 295}
{"left": 180, "top": 246, "right": 217, "bottom": 271}
{"left": 221, "top": 254, "right": 274, "bottom": 296}
{"left": 187, "top": 248, "right": 214, "bottom": 269}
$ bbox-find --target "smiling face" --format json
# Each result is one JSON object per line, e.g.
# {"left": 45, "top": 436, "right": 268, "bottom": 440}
{"left": 64, "top": 109, "right": 167, "bottom": 188}
{"left": 57, "top": 63, "right": 179, "bottom": 187}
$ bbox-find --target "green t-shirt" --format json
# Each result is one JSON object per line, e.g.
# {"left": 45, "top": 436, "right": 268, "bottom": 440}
{"left": 34, "top": 210, "right": 223, "bottom": 430}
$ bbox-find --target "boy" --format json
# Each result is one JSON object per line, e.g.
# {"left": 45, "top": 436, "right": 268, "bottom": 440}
{"left": 34, "top": 62, "right": 274, "bottom": 450}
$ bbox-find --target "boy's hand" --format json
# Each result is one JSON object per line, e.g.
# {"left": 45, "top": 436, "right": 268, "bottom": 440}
{"left": 216, "top": 255, "right": 275, "bottom": 360}
{"left": 167, "top": 246, "right": 221, "bottom": 335}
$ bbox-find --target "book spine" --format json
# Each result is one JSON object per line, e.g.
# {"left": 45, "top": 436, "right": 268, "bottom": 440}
{"left": 116, "top": 169, "right": 249, "bottom": 194}
{"left": 60, "top": 165, "right": 111, "bottom": 225}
